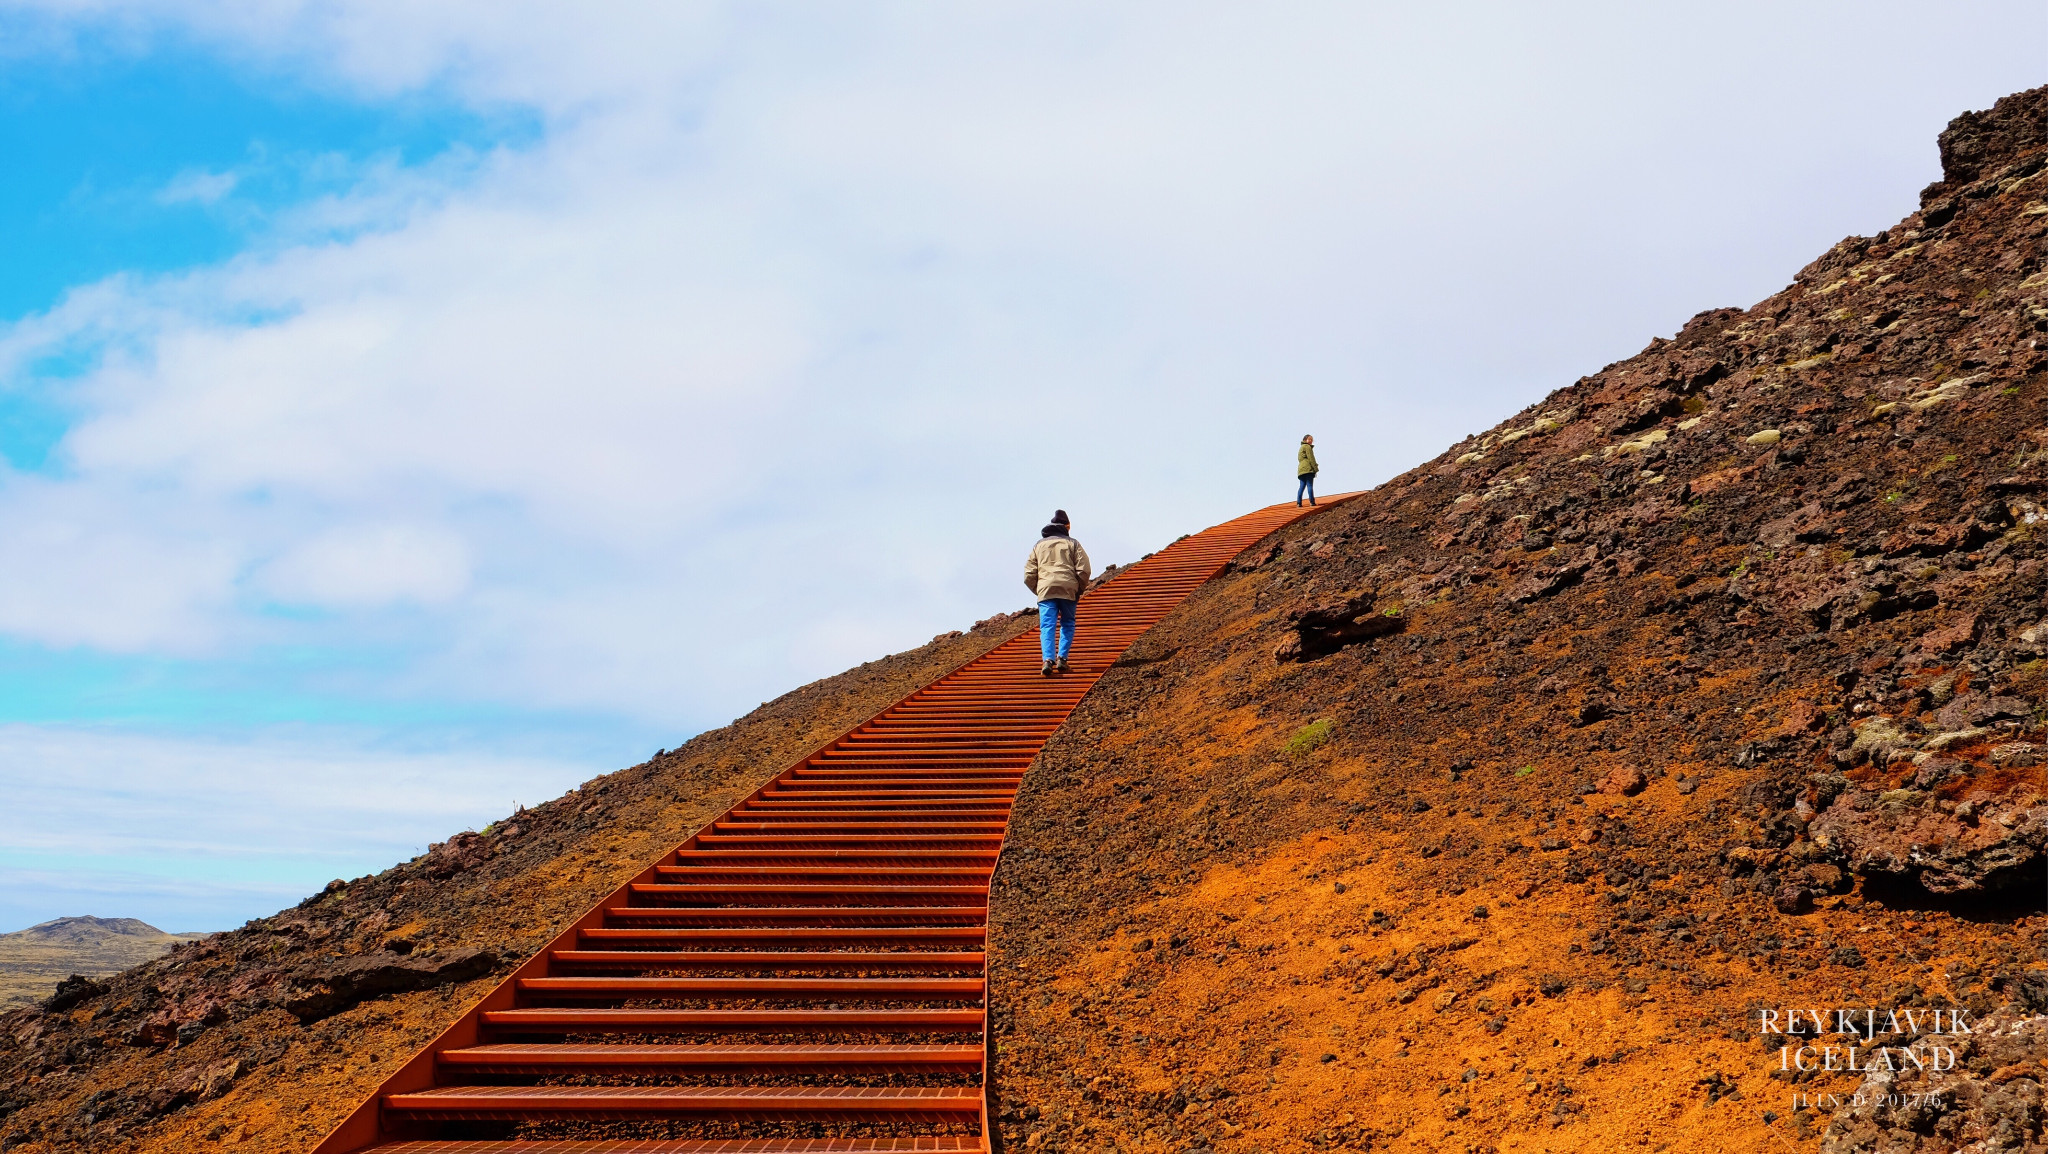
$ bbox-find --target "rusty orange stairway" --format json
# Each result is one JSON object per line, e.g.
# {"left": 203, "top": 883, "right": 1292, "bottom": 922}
{"left": 317, "top": 497, "right": 1350, "bottom": 1154}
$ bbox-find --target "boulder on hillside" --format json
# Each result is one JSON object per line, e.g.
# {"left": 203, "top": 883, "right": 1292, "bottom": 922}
{"left": 282, "top": 946, "right": 498, "bottom": 1022}
{"left": 1597, "top": 766, "right": 1647, "bottom": 797}
{"left": 1275, "top": 591, "right": 1404, "bottom": 662}
{"left": 42, "top": 975, "right": 107, "bottom": 1013}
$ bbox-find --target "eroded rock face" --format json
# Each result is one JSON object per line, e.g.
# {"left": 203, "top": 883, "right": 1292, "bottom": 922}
{"left": 1598, "top": 766, "right": 1647, "bottom": 797}
{"left": 1802, "top": 704, "right": 2048, "bottom": 894}
{"left": 138, "top": 1059, "right": 240, "bottom": 1118}
{"left": 1929, "top": 85, "right": 2048, "bottom": 195}
{"left": 39, "top": 978, "right": 105, "bottom": 1015}
{"left": 422, "top": 832, "right": 496, "bottom": 879}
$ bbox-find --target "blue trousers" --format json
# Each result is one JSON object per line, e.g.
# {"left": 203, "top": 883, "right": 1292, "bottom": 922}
{"left": 1038, "top": 599, "right": 1076, "bottom": 663}
{"left": 1297, "top": 473, "right": 1316, "bottom": 504}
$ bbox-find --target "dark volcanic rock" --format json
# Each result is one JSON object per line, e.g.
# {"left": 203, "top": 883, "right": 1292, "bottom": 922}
{"left": 40, "top": 976, "right": 106, "bottom": 1014}
{"left": 1275, "top": 591, "right": 1404, "bottom": 661}
{"left": 1930, "top": 85, "right": 2048, "bottom": 192}
{"left": 139, "top": 1058, "right": 240, "bottom": 1117}
{"left": 1772, "top": 885, "right": 1815, "bottom": 916}
{"left": 422, "top": 831, "right": 495, "bottom": 879}
{"left": 282, "top": 947, "right": 498, "bottom": 1022}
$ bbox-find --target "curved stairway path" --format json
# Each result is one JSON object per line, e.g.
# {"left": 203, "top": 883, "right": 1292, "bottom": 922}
{"left": 318, "top": 496, "right": 1353, "bottom": 1154}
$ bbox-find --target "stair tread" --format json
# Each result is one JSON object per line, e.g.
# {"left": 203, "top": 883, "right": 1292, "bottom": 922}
{"left": 650, "top": 869, "right": 995, "bottom": 878}
{"left": 483, "top": 1007, "right": 982, "bottom": 1026}
{"left": 670, "top": 852, "right": 999, "bottom": 858}
{"left": 441, "top": 1043, "right": 980, "bottom": 1065}
{"left": 551, "top": 951, "right": 985, "bottom": 966}
{"left": 394, "top": 1085, "right": 977, "bottom": 1103}
{"left": 630, "top": 884, "right": 988, "bottom": 894}
{"left": 518, "top": 976, "right": 984, "bottom": 993}
{"left": 602, "top": 906, "right": 987, "bottom": 919}
{"left": 579, "top": 928, "right": 985, "bottom": 938}
{"left": 370, "top": 1138, "right": 985, "bottom": 1152}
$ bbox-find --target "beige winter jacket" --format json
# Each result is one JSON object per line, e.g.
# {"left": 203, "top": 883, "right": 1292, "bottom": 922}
{"left": 1024, "top": 534, "right": 1092, "bottom": 602}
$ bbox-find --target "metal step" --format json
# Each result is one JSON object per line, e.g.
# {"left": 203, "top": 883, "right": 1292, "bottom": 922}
{"left": 547, "top": 951, "right": 986, "bottom": 971}
{"left": 383, "top": 1084, "right": 982, "bottom": 1122}
{"left": 479, "top": 1007, "right": 983, "bottom": 1033}
{"left": 435, "top": 1042, "right": 982, "bottom": 1075}
{"left": 369, "top": 1137, "right": 987, "bottom": 1153}
{"left": 514, "top": 975, "right": 985, "bottom": 999}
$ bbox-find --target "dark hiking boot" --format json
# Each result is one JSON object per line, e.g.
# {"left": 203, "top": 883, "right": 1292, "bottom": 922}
{"left": 1056, "top": 658, "right": 1071, "bottom": 674}
{"left": 1041, "top": 661, "right": 1056, "bottom": 677}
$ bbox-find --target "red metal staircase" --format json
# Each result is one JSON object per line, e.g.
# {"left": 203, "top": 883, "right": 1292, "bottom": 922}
{"left": 316, "top": 497, "right": 1348, "bottom": 1154}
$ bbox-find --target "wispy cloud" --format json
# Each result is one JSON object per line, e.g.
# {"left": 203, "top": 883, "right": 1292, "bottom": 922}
{"left": 156, "top": 166, "right": 239, "bottom": 205}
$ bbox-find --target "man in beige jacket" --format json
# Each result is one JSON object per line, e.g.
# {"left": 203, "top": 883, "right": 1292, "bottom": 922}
{"left": 1023, "top": 509, "right": 1092, "bottom": 676}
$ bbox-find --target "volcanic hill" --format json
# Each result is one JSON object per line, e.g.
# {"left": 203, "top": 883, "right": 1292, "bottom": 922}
{"left": 6, "top": 85, "right": 2048, "bottom": 1154}
{"left": 0, "top": 920, "right": 207, "bottom": 1011}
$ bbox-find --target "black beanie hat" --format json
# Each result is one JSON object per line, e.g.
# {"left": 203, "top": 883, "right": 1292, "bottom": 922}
{"left": 1050, "top": 509, "right": 1070, "bottom": 525}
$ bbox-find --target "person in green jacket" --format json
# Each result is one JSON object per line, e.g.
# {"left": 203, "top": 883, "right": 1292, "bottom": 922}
{"left": 1297, "top": 434, "right": 1318, "bottom": 506}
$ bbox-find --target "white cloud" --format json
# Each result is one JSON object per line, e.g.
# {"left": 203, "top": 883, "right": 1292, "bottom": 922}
{"left": 157, "top": 167, "right": 239, "bottom": 205}
{"left": 0, "top": 0, "right": 2041, "bottom": 728}
{"left": 0, "top": 472, "right": 241, "bottom": 651}
{"left": 257, "top": 522, "right": 469, "bottom": 608}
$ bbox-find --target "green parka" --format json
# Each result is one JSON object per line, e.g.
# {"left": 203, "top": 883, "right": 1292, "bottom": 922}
{"left": 1297, "top": 442, "right": 1318, "bottom": 477}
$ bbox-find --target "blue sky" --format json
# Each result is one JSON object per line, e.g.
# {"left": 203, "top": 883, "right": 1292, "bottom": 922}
{"left": 0, "top": 12, "right": 595, "bottom": 929}
{"left": 0, "top": 41, "right": 529, "bottom": 320}
{"left": 0, "top": 31, "right": 534, "bottom": 478}
{"left": 0, "top": 1, "right": 2042, "bottom": 932}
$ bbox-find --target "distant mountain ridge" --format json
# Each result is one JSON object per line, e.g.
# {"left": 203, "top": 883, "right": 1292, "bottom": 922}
{"left": 0, "top": 917, "right": 209, "bottom": 1008}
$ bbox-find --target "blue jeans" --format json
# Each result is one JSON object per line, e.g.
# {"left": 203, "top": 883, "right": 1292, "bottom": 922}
{"left": 1038, "top": 599, "right": 1076, "bottom": 663}
{"left": 1297, "top": 473, "right": 1316, "bottom": 504}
